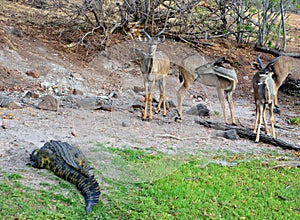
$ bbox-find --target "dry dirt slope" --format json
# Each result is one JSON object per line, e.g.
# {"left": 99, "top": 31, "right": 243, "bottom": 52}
{"left": 0, "top": 3, "right": 299, "bottom": 188}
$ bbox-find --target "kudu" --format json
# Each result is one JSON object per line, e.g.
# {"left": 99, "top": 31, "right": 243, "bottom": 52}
{"left": 270, "top": 56, "right": 300, "bottom": 107}
{"left": 176, "top": 54, "right": 238, "bottom": 125}
{"left": 140, "top": 28, "right": 170, "bottom": 120}
{"left": 252, "top": 54, "right": 280, "bottom": 143}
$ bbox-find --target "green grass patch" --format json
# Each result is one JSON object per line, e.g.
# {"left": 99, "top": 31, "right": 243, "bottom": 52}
{"left": 290, "top": 117, "right": 300, "bottom": 125}
{"left": 1, "top": 147, "right": 299, "bottom": 219}
{"left": 132, "top": 160, "right": 299, "bottom": 219}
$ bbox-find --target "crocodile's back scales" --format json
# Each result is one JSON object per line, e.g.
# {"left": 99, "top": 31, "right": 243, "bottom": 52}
{"left": 43, "top": 140, "right": 91, "bottom": 177}
{"left": 30, "top": 140, "right": 100, "bottom": 214}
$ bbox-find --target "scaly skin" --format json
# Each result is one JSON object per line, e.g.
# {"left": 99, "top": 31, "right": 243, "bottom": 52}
{"left": 30, "top": 140, "right": 100, "bottom": 214}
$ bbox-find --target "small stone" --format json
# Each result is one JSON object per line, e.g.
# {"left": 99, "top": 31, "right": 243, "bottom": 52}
{"left": 186, "top": 103, "right": 210, "bottom": 116}
{"left": 167, "top": 100, "right": 176, "bottom": 108}
{"left": 132, "top": 100, "right": 144, "bottom": 109}
{"left": 75, "top": 97, "right": 98, "bottom": 110}
{"left": 72, "top": 89, "right": 84, "bottom": 95}
{"left": 0, "top": 96, "right": 21, "bottom": 109}
{"left": 108, "top": 92, "right": 117, "bottom": 98}
{"left": 99, "top": 104, "right": 113, "bottom": 112}
{"left": 26, "top": 70, "right": 40, "bottom": 78}
{"left": 122, "top": 121, "right": 129, "bottom": 127}
{"left": 133, "top": 86, "right": 144, "bottom": 93}
{"left": 139, "top": 96, "right": 145, "bottom": 103}
{"left": 37, "top": 95, "right": 58, "bottom": 111}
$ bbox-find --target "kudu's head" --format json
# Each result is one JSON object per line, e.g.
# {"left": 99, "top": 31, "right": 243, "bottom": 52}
{"left": 256, "top": 54, "right": 281, "bottom": 75}
{"left": 142, "top": 28, "right": 165, "bottom": 57}
{"left": 253, "top": 54, "right": 280, "bottom": 104}
{"left": 141, "top": 28, "right": 167, "bottom": 75}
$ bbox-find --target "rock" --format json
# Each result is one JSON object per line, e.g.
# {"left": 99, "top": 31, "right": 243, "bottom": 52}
{"left": 122, "top": 121, "right": 130, "bottom": 127}
{"left": 186, "top": 103, "right": 210, "bottom": 116}
{"left": 37, "top": 95, "right": 58, "bottom": 111}
{"left": 223, "top": 129, "right": 240, "bottom": 140}
{"left": 132, "top": 100, "right": 144, "bottom": 109}
{"left": 167, "top": 100, "right": 176, "bottom": 108}
{"left": 133, "top": 86, "right": 144, "bottom": 93}
{"left": 216, "top": 129, "right": 240, "bottom": 140}
{"left": 24, "top": 91, "right": 39, "bottom": 98}
{"left": 0, "top": 96, "right": 21, "bottom": 109}
{"left": 98, "top": 104, "right": 113, "bottom": 112}
{"left": 72, "top": 88, "right": 84, "bottom": 95}
{"left": 75, "top": 97, "right": 99, "bottom": 110}
{"left": 108, "top": 91, "right": 117, "bottom": 98}
{"left": 26, "top": 70, "right": 40, "bottom": 78}
{"left": 216, "top": 130, "right": 225, "bottom": 138}
{"left": 280, "top": 79, "right": 300, "bottom": 96}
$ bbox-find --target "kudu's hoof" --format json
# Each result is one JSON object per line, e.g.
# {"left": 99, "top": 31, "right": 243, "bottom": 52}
{"left": 174, "top": 116, "right": 182, "bottom": 122}
{"left": 273, "top": 107, "right": 280, "bottom": 114}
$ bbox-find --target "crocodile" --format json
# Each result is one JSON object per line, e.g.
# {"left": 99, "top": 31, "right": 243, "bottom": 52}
{"left": 29, "top": 140, "right": 101, "bottom": 214}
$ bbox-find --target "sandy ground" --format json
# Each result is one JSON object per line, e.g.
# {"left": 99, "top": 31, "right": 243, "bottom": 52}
{"left": 0, "top": 27, "right": 299, "bottom": 189}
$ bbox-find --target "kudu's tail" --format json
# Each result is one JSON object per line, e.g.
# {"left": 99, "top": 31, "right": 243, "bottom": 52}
{"left": 178, "top": 65, "right": 184, "bottom": 83}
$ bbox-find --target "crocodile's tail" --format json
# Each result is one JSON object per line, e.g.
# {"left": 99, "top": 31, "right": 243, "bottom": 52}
{"left": 52, "top": 162, "right": 101, "bottom": 214}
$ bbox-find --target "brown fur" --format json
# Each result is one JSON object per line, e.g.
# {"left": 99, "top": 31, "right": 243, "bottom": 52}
{"left": 272, "top": 56, "right": 300, "bottom": 106}
{"left": 252, "top": 71, "right": 276, "bottom": 142}
{"left": 141, "top": 47, "right": 170, "bottom": 120}
{"left": 177, "top": 54, "right": 237, "bottom": 124}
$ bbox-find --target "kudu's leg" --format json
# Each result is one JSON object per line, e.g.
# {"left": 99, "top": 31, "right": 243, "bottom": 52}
{"left": 143, "top": 81, "right": 149, "bottom": 120}
{"left": 255, "top": 104, "right": 264, "bottom": 142}
{"left": 226, "top": 91, "right": 236, "bottom": 125}
{"left": 269, "top": 102, "right": 276, "bottom": 138}
{"left": 253, "top": 101, "right": 259, "bottom": 133}
{"left": 274, "top": 91, "right": 279, "bottom": 108}
{"left": 176, "top": 82, "right": 191, "bottom": 121}
{"left": 263, "top": 103, "right": 269, "bottom": 135}
{"left": 155, "top": 78, "right": 167, "bottom": 116}
{"left": 148, "top": 81, "right": 156, "bottom": 120}
{"left": 216, "top": 87, "right": 229, "bottom": 124}
{"left": 275, "top": 77, "right": 286, "bottom": 107}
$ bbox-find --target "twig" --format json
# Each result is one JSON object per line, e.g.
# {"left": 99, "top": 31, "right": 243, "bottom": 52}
{"left": 155, "top": 134, "right": 200, "bottom": 141}
{"left": 271, "top": 161, "right": 300, "bottom": 169}
{"left": 80, "top": 26, "right": 104, "bottom": 44}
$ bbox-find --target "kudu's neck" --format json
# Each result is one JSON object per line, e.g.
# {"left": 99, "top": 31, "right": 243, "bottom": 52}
{"left": 258, "top": 72, "right": 273, "bottom": 104}
{"left": 144, "top": 44, "right": 157, "bottom": 74}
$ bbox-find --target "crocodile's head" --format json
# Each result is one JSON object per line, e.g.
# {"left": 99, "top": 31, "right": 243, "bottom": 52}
{"left": 29, "top": 149, "right": 43, "bottom": 168}
{"left": 29, "top": 148, "right": 54, "bottom": 169}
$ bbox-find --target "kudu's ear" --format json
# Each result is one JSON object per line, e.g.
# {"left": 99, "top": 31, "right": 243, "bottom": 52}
{"left": 251, "top": 62, "right": 260, "bottom": 70}
{"left": 213, "top": 57, "right": 225, "bottom": 66}
{"left": 132, "top": 48, "right": 146, "bottom": 59}
{"left": 153, "top": 28, "right": 166, "bottom": 42}
{"left": 155, "top": 35, "right": 165, "bottom": 42}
